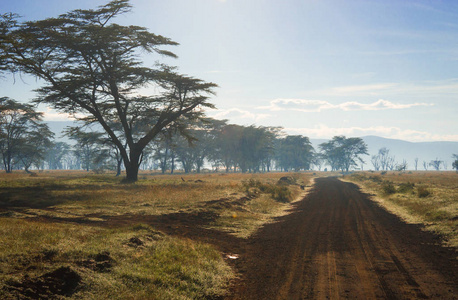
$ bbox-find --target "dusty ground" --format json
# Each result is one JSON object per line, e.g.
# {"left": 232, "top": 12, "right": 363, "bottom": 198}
{"left": 224, "top": 177, "right": 458, "bottom": 299}
{"left": 7, "top": 176, "right": 457, "bottom": 299}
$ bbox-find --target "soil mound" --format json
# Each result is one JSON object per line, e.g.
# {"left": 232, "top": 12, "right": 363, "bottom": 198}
{"left": 277, "top": 176, "right": 296, "bottom": 185}
{"left": 7, "top": 266, "right": 81, "bottom": 299}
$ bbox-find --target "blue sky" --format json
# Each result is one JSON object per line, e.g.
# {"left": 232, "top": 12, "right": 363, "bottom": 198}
{"left": 1, "top": 0, "right": 458, "bottom": 141}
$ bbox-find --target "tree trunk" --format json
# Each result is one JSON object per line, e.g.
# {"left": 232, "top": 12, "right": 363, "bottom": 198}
{"left": 116, "top": 158, "right": 123, "bottom": 176}
{"left": 124, "top": 150, "right": 142, "bottom": 182}
{"left": 171, "top": 155, "right": 175, "bottom": 174}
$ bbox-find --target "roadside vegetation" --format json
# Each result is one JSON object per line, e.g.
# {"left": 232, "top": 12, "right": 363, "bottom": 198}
{"left": 0, "top": 170, "right": 312, "bottom": 299}
{"left": 345, "top": 171, "right": 458, "bottom": 248}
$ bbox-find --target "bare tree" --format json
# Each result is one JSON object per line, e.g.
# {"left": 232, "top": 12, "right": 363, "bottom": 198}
{"left": 371, "top": 155, "right": 380, "bottom": 171}
{"left": 396, "top": 159, "right": 408, "bottom": 171}
{"left": 387, "top": 155, "right": 396, "bottom": 171}
{"left": 414, "top": 157, "right": 419, "bottom": 171}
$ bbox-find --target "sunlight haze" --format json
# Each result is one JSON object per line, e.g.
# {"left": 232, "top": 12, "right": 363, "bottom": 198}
{"left": 1, "top": 0, "right": 457, "bottom": 142}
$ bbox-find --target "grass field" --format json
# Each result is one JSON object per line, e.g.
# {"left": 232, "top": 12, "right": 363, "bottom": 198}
{"left": 0, "top": 170, "right": 313, "bottom": 299}
{"left": 344, "top": 171, "right": 458, "bottom": 248}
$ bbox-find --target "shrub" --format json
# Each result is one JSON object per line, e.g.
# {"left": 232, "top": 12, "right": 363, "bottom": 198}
{"left": 369, "top": 175, "right": 382, "bottom": 183}
{"left": 241, "top": 179, "right": 292, "bottom": 202}
{"left": 381, "top": 181, "right": 396, "bottom": 195}
{"left": 397, "top": 182, "right": 415, "bottom": 194}
{"left": 270, "top": 185, "right": 292, "bottom": 203}
{"left": 417, "top": 186, "right": 431, "bottom": 198}
{"left": 350, "top": 173, "right": 366, "bottom": 182}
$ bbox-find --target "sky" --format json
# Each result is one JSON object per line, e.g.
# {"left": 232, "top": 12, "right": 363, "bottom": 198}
{"left": 1, "top": 0, "right": 458, "bottom": 142}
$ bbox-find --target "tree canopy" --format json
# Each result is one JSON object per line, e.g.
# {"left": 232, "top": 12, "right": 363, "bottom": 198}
{"left": 0, "top": 0, "right": 217, "bottom": 181}
{"left": 319, "top": 136, "right": 368, "bottom": 173}
{"left": 0, "top": 97, "right": 53, "bottom": 173}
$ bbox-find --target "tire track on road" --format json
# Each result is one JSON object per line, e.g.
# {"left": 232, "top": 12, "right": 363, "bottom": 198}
{"left": 227, "top": 177, "right": 458, "bottom": 299}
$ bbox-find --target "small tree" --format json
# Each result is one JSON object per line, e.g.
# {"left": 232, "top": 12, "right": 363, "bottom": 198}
{"left": 371, "top": 155, "right": 380, "bottom": 171}
{"left": 16, "top": 123, "right": 53, "bottom": 173}
{"left": 0, "top": 97, "right": 53, "bottom": 173}
{"left": 46, "top": 142, "right": 71, "bottom": 170}
{"left": 452, "top": 154, "right": 458, "bottom": 173}
{"left": 65, "top": 127, "right": 106, "bottom": 172}
{"left": 396, "top": 159, "right": 408, "bottom": 171}
{"left": 429, "top": 158, "right": 443, "bottom": 171}
{"left": 276, "top": 135, "right": 314, "bottom": 172}
{"left": 319, "top": 136, "right": 368, "bottom": 173}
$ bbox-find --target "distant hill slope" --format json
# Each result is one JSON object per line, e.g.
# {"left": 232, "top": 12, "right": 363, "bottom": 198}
{"left": 311, "top": 136, "right": 458, "bottom": 171}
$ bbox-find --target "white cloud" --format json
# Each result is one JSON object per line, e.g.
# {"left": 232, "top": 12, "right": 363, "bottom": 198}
{"left": 339, "top": 99, "right": 433, "bottom": 111}
{"left": 41, "top": 107, "right": 85, "bottom": 121}
{"left": 285, "top": 125, "right": 458, "bottom": 142}
{"left": 209, "top": 108, "right": 270, "bottom": 122}
{"left": 259, "top": 99, "right": 332, "bottom": 112}
{"left": 259, "top": 99, "right": 433, "bottom": 112}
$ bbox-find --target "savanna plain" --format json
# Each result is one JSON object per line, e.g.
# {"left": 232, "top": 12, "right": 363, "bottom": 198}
{"left": 0, "top": 170, "right": 457, "bottom": 299}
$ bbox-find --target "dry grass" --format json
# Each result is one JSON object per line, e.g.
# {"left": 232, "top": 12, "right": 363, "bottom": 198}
{"left": 345, "top": 171, "right": 458, "bottom": 247}
{"left": 0, "top": 170, "right": 314, "bottom": 298}
{"left": 0, "top": 218, "right": 232, "bottom": 299}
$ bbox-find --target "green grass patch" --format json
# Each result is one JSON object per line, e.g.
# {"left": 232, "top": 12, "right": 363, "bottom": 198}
{"left": 0, "top": 219, "right": 232, "bottom": 299}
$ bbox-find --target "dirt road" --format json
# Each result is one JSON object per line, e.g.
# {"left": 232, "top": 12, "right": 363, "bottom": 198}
{"left": 226, "top": 177, "right": 458, "bottom": 299}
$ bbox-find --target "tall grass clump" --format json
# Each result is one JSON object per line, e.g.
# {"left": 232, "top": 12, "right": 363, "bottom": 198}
{"left": 241, "top": 179, "right": 292, "bottom": 203}
{"left": 397, "top": 182, "right": 415, "bottom": 194}
{"left": 417, "top": 185, "right": 431, "bottom": 198}
{"left": 381, "top": 181, "right": 396, "bottom": 195}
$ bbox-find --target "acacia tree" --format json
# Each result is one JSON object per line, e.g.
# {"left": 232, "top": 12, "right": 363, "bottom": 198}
{"left": 0, "top": 0, "right": 216, "bottom": 181}
{"left": 65, "top": 127, "right": 106, "bottom": 172}
{"left": 452, "top": 154, "right": 458, "bottom": 173}
{"left": 173, "top": 118, "right": 226, "bottom": 173}
{"left": 0, "top": 97, "right": 53, "bottom": 173}
{"left": 46, "top": 142, "right": 71, "bottom": 170}
{"left": 320, "top": 136, "right": 368, "bottom": 173}
{"left": 429, "top": 158, "right": 443, "bottom": 171}
{"left": 16, "top": 123, "right": 53, "bottom": 172}
{"left": 213, "top": 124, "right": 243, "bottom": 173}
{"left": 276, "top": 135, "right": 314, "bottom": 172}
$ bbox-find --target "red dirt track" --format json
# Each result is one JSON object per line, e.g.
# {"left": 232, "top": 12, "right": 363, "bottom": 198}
{"left": 226, "top": 177, "right": 458, "bottom": 299}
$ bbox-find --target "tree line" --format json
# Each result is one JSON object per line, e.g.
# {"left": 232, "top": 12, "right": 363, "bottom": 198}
{"left": 2, "top": 98, "right": 457, "bottom": 174}
{"left": 0, "top": 100, "right": 371, "bottom": 174}
{"left": 371, "top": 147, "right": 456, "bottom": 172}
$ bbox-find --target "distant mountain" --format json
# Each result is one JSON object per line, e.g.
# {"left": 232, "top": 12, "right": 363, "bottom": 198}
{"left": 311, "top": 136, "right": 458, "bottom": 171}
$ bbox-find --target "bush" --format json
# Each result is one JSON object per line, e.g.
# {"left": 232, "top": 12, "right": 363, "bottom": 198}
{"left": 241, "top": 179, "right": 292, "bottom": 202}
{"left": 381, "top": 181, "right": 396, "bottom": 195}
{"left": 398, "top": 182, "right": 415, "bottom": 194}
{"left": 417, "top": 186, "right": 431, "bottom": 198}
{"left": 270, "top": 185, "right": 292, "bottom": 203}
{"left": 369, "top": 175, "right": 382, "bottom": 183}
